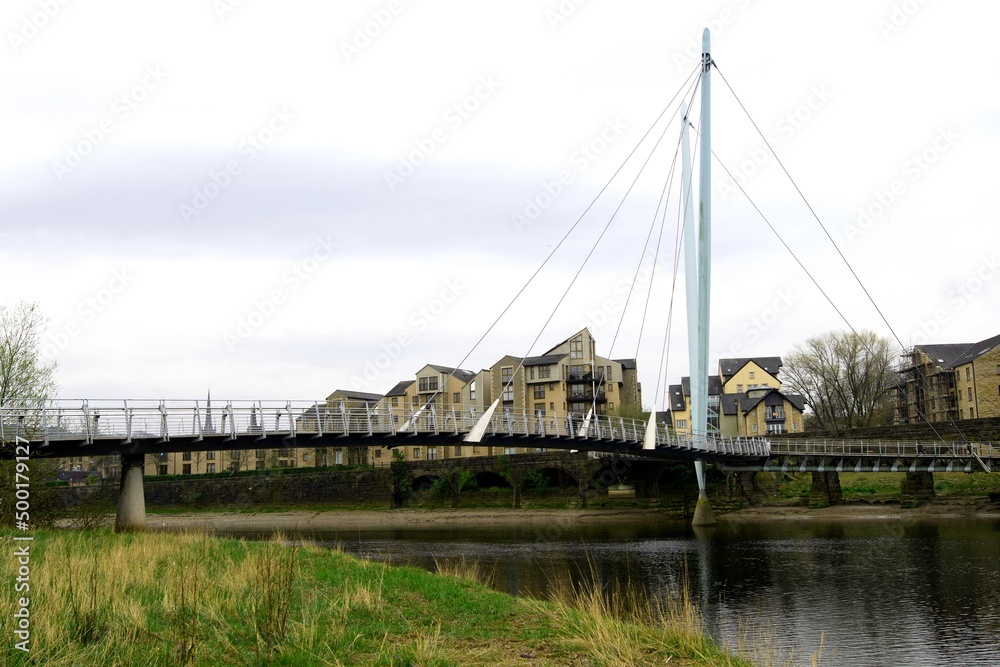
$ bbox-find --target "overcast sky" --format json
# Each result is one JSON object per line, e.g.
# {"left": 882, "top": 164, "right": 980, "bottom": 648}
{"left": 2, "top": 0, "right": 997, "bottom": 409}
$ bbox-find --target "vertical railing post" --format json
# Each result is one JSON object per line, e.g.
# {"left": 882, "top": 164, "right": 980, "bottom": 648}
{"left": 388, "top": 403, "right": 396, "bottom": 436}
{"left": 315, "top": 401, "right": 324, "bottom": 437}
{"left": 431, "top": 405, "right": 438, "bottom": 435}
{"left": 340, "top": 403, "right": 349, "bottom": 435}
{"left": 365, "top": 404, "right": 373, "bottom": 436}
{"left": 83, "top": 400, "right": 92, "bottom": 444}
{"left": 159, "top": 400, "right": 168, "bottom": 440}
{"left": 287, "top": 402, "right": 295, "bottom": 438}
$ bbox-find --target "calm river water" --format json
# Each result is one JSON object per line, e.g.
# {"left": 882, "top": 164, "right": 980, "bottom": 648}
{"left": 218, "top": 516, "right": 1000, "bottom": 666}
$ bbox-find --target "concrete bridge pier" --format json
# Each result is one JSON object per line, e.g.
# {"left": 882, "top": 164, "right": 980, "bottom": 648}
{"left": 115, "top": 453, "right": 146, "bottom": 532}
{"left": 809, "top": 471, "right": 842, "bottom": 508}
{"left": 901, "top": 472, "right": 935, "bottom": 506}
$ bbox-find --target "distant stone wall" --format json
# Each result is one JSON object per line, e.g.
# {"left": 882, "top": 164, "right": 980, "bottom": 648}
{"left": 56, "top": 468, "right": 393, "bottom": 509}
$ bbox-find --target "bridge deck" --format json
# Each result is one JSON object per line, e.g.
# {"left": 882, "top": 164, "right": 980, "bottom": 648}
{"left": 1, "top": 399, "right": 767, "bottom": 464}
{"left": 2, "top": 400, "right": 995, "bottom": 472}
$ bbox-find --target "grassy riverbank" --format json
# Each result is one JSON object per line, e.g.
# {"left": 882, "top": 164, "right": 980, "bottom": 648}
{"left": 0, "top": 529, "right": 757, "bottom": 667}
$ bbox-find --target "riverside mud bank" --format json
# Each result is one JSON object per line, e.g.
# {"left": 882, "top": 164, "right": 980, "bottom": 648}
{"left": 139, "top": 497, "right": 1000, "bottom": 533}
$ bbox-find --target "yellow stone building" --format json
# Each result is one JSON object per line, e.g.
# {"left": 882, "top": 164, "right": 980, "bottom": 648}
{"left": 896, "top": 333, "right": 1000, "bottom": 424}
{"left": 668, "top": 357, "right": 805, "bottom": 437}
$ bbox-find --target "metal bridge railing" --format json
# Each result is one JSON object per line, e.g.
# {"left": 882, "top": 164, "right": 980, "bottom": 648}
{"left": 0, "top": 399, "right": 774, "bottom": 459}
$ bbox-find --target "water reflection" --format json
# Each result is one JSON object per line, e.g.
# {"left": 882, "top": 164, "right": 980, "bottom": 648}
{"left": 207, "top": 517, "right": 1000, "bottom": 667}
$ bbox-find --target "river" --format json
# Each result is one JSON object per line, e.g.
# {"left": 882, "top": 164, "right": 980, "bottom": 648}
{"left": 216, "top": 516, "right": 1000, "bottom": 666}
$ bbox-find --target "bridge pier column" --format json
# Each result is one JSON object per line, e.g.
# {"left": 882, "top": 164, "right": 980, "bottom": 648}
{"left": 115, "top": 453, "right": 146, "bottom": 532}
{"left": 901, "top": 472, "right": 934, "bottom": 507}
{"left": 809, "top": 472, "right": 842, "bottom": 508}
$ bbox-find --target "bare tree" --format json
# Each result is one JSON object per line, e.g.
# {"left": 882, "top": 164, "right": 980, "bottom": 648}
{"left": 0, "top": 301, "right": 57, "bottom": 407}
{"left": 782, "top": 330, "right": 897, "bottom": 430}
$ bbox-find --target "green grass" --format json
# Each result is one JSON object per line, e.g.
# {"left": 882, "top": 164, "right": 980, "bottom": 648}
{"left": 0, "top": 529, "right": 757, "bottom": 667}
{"left": 772, "top": 472, "right": 1000, "bottom": 503}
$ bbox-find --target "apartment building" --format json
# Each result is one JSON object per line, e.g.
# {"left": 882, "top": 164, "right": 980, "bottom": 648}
{"left": 668, "top": 356, "right": 805, "bottom": 436}
{"left": 896, "top": 333, "right": 1000, "bottom": 424}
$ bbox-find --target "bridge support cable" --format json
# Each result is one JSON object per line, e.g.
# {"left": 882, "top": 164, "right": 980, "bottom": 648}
{"left": 415, "top": 64, "right": 704, "bottom": 418}
{"left": 709, "top": 67, "right": 961, "bottom": 449}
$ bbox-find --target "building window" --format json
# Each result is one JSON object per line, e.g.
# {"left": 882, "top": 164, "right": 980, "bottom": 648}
{"left": 749, "top": 371, "right": 755, "bottom": 379}
{"left": 454, "top": 444, "right": 462, "bottom": 456}
{"left": 967, "top": 367, "right": 972, "bottom": 381}
{"left": 206, "top": 463, "right": 215, "bottom": 474}
{"left": 606, "top": 366, "right": 612, "bottom": 381}
{"left": 766, "top": 423, "right": 785, "bottom": 434}
{"left": 231, "top": 450, "right": 241, "bottom": 460}
{"left": 570, "top": 336, "right": 583, "bottom": 359}
{"left": 970, "top": 407, "right": 975, "bottom": 419}
{"left": 427, "top": 447, "right": 437, "bottom": 460}
{"left": 996, "top": 365, "right": 1000, "bottom": 375}
{"left": 538, "top": 365, "right": 551, "bottom": 379}
{"left": 413, "top": 447, "right": 421, "bottom": 459}
{"left": 182, "top": 464, "right": 191, "bottom": 475}
{"left": 968, "top": 387, "right": 973, "bottom": 402}
{"left": 375, "top": 449, "right": 382, "bottom": 458}
{"left": 737, "top": 384, "right": 743, "bottom": 393}
{"left": 501, "top": 367, "right": 514, "bottom": 402}
{"left": 676, "top": 419, "right": 687, "bottom": 428}
{"left": 504, "top": 447, "right": 517, "bottom": 455}
{"left": 159, "top": 464, "right": 168, "bottom": 476}
{"left": 608, "top": 383, "right": 614, "bottom": 393}
{"left": 257, "top": 449, "right": 266, "bottom": 459}
{"left": 751, "top": 424, "right": 758, "bottom": 433}
{"left": 534, "top": 403, "right": 546, "bottom": 416}
{"left": 529, "top": 366, "right": 535, "bottom": 380}
{"left": 609, "top": 403, "right": 614, "bottom": 410}
{"left": 470, "top": 381, "right": 477, "bottom": 400}
{"left": 534, "top": 385, "right": 545, "bottom": 399}
{"left": 182, "top": 452, "right": 192, "bottom": 462}
{"left": 550, "top": 402, "right": 554, "bottom": 410}
{"left": 206, "top": 451, "right": 215, "bottom": 461}
{"left": 391, "top": 397, "right": 398, "bottom": 405}
{"left": 453, "top": 392, "right": 460, "bottom": 404}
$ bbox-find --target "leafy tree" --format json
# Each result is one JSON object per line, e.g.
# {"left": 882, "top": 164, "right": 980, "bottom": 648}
{"left": 0, "top": 301, "right": 61, "bottom": 526}
{"left": 782, "top": 330, "right": 897, "bottom": 430}
{"left": 0, "top": 300, "right": 57, "bottom": 408}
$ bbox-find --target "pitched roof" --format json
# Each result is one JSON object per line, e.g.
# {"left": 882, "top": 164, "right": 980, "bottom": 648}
{"left": 720, "top": 393, "right": 740, "bottom": 416}
{"left": 680, "top": 376, "right": 723, "bottom": 396}
{"left": 941, "top": 333, "right": 1000, "bottom": 370}
{"left": 718, "top": 357, "right": 782, "bottom": 380}
{"left": 542, "top": 327, "right": 593, "bottom": 355}
{"left": 427, "top": 365, "right": 477, "bottom": 384}
{"left": 913, "top": 343, "right": 970, "bottom": 369}
{"left": 328, "top": 389, "right": 384, "bottom": 402}
{"left": 523, "top": 354, "right": 564, "bottom": 367}
{"left": 735, "top": 388, "right": 806, "bottom": 414}
{"left": 668, "top": 384, "right": 685, "bottom": 411}
{"left": 383, "top": 380, "right": 414, "bottom": 397}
